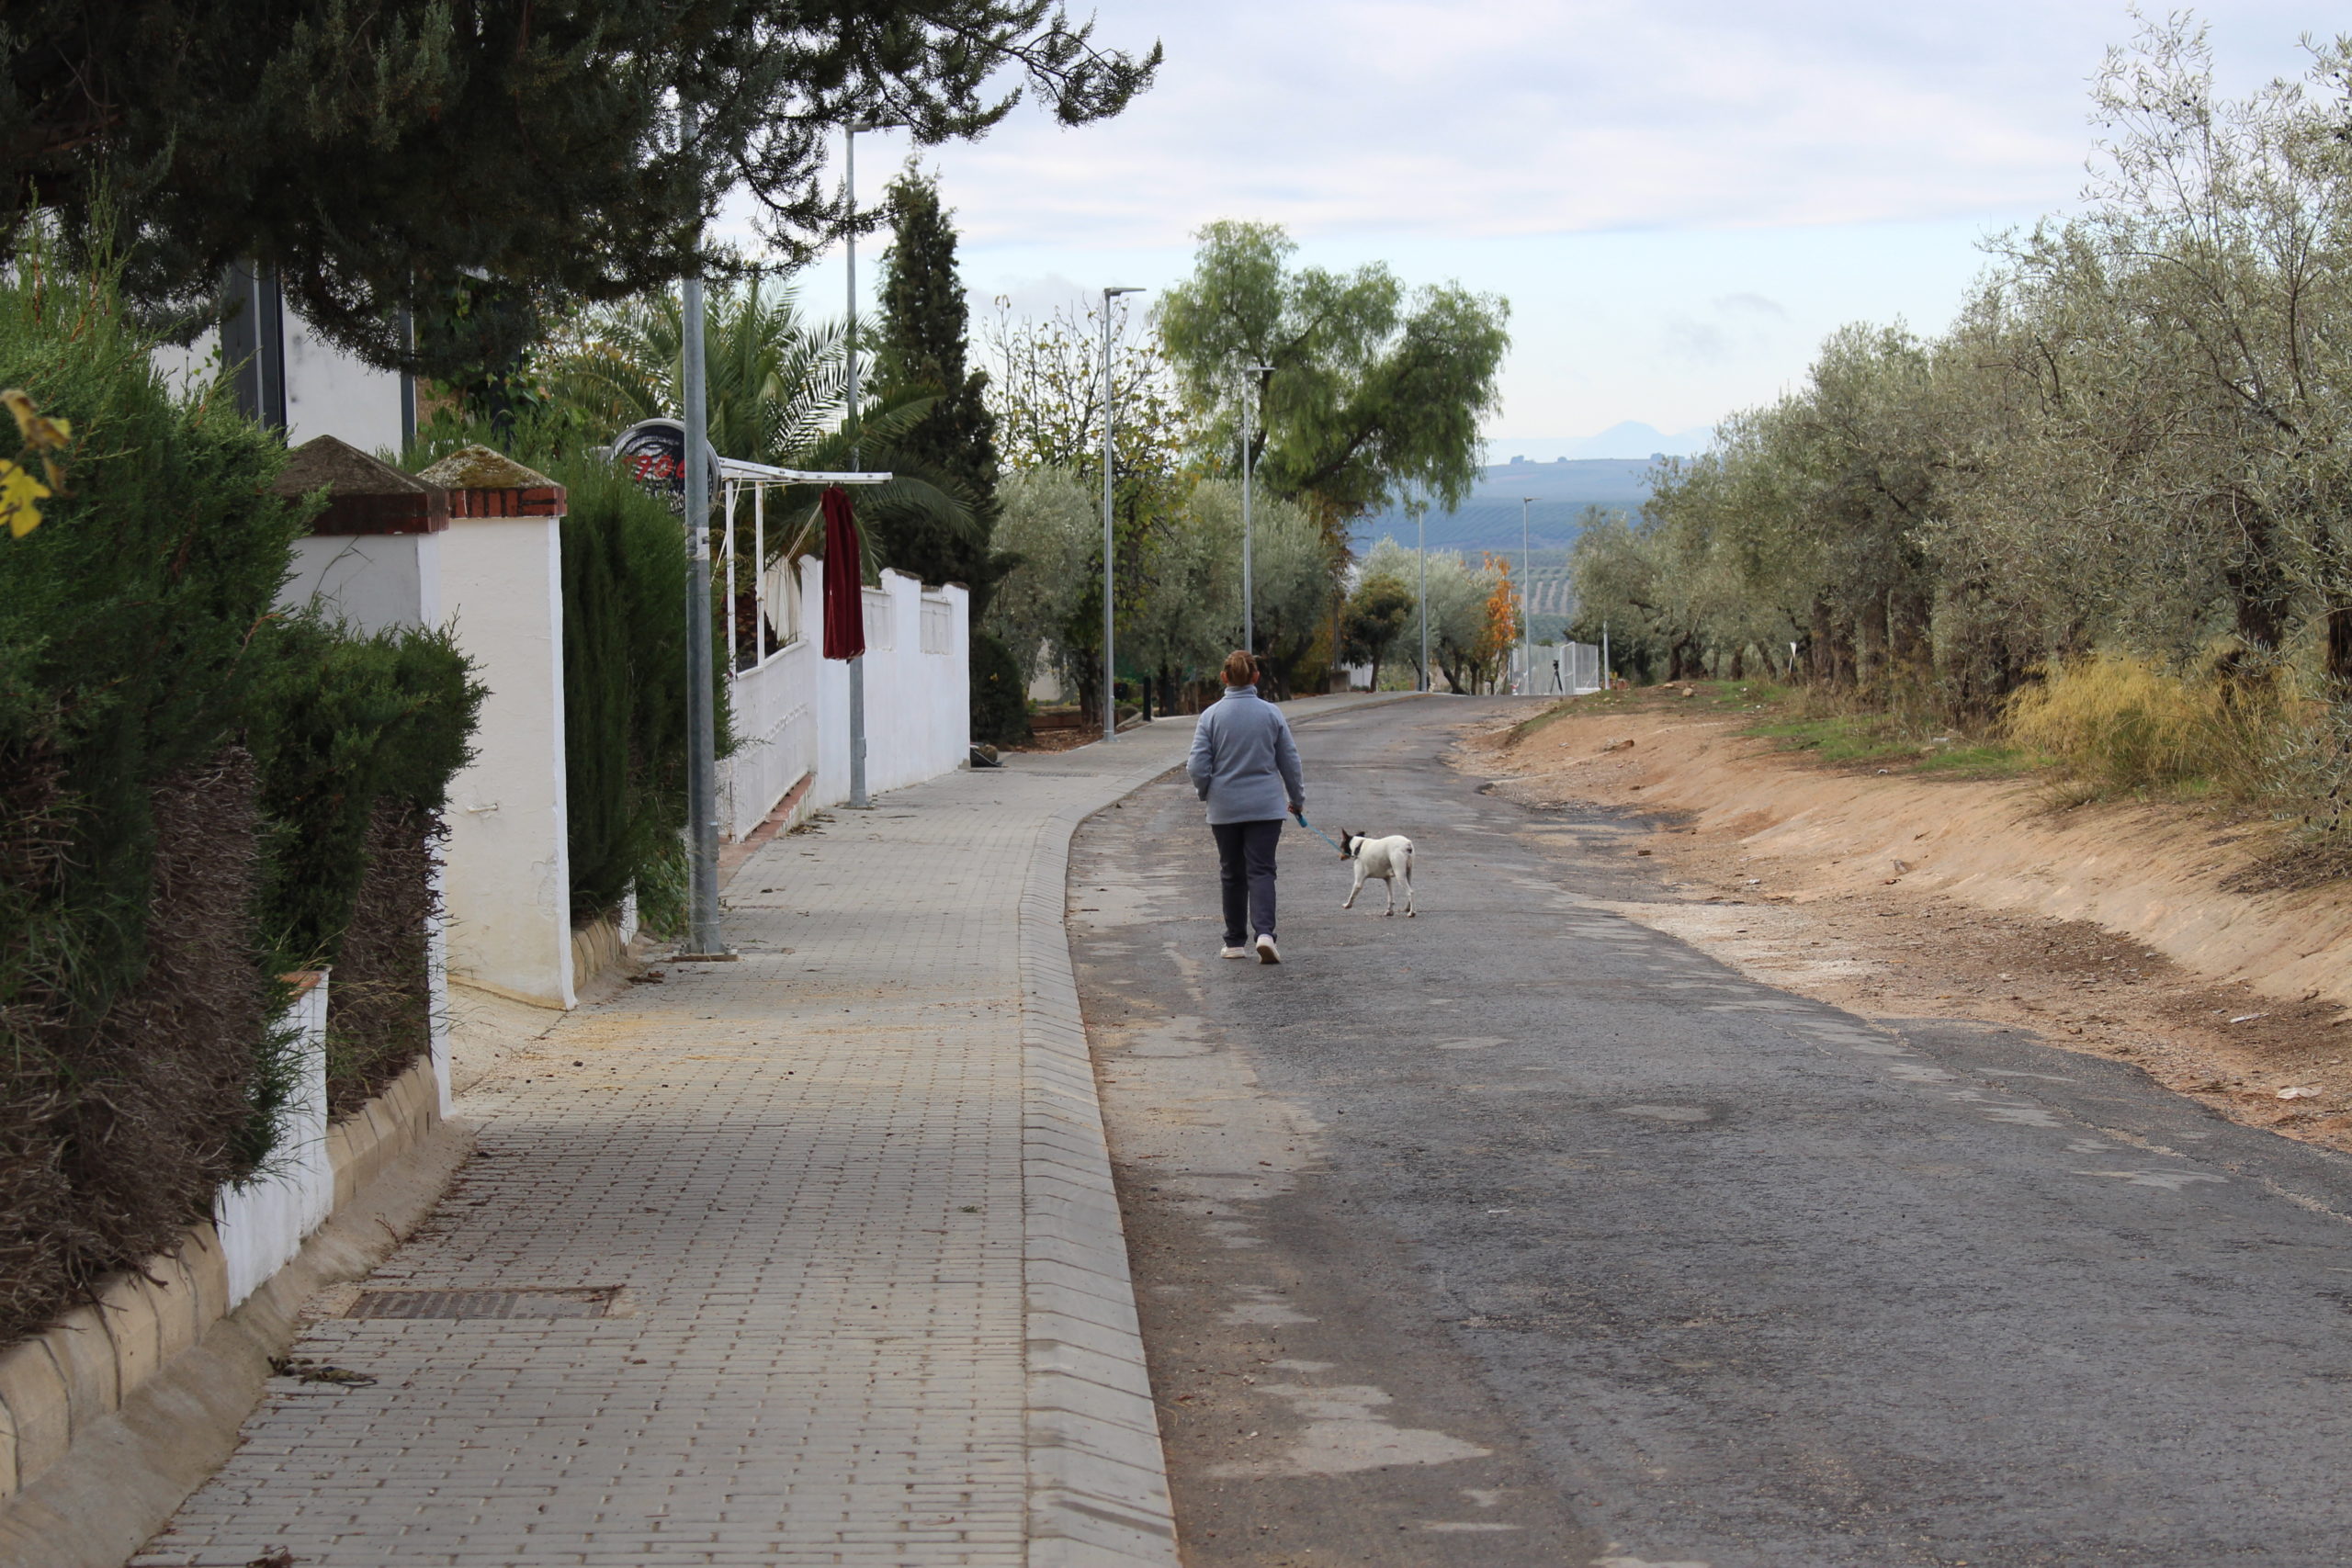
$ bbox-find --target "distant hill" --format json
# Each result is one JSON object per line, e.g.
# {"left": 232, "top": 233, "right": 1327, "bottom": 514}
{"left": 1350, "top": 456, "right": 1667, "bottom": 554}
{"left": 1487, "top": 423, "right": 1713, "bottom": 463}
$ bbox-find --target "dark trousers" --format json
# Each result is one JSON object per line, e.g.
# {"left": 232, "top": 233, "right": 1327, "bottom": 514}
{"left": 1212, "top": 819, "right": 1283, "bottom": 944}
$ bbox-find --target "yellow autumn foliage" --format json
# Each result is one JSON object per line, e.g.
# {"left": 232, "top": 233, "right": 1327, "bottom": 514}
{"left": 0, "top": 388, "right": 69, "bottom": 537}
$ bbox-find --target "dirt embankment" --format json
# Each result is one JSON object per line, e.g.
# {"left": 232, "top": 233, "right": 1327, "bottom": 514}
{"left": 1460, "top": 694, "right": 2352, "bottom": 1153}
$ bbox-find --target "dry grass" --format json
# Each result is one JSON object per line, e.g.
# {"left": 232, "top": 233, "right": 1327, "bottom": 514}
{"left": 2005, "top": 652, "right": 2352, "bottom": 884}
{"left": 2005, "top": 653, "right": 2290, "bottom": 799}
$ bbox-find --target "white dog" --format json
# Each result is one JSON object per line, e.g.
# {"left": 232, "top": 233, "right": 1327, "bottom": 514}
{"left": 1339, "top": 830, "right": 1416, "bottom": 917}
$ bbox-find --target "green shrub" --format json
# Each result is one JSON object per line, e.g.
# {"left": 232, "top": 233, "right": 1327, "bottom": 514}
{"left": 249, "top": 616, "right": 481, "bottom": 964}
{"left": 970, "top": 629, "right": 1029, "bottom": 746}
{"left": 0, "top": 260, "right": 303, "bottom": 1342}
{"left": 0, "top": 259, "right": 481, "bottom": 1346}
{"left": 548, "top": 450, "right": 708, "bottom": 934}
{"left": 245, "top": 615, "right": 481, "bottom": 1111}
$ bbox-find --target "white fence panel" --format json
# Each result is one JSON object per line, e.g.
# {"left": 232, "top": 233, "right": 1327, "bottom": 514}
{"left": 1516, "top": 641, "right": 1605, "bottom": 696}
{"left": 718, "top": 634, "right": 819, "bottom": 841}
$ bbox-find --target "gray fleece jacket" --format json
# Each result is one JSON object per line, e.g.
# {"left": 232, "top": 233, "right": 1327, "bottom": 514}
{"left": 1187, "top": 685, "right": 1306, "bottom": 825}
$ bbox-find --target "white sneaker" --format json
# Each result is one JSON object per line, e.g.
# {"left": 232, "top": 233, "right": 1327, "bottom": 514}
{"left": 1219, "top": 944, "right": 1251, "bottom": 959}
{"left": 1255, "top": 933, "right": 1281, "bottom": 964}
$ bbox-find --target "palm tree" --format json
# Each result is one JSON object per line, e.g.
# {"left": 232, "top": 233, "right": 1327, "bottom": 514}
{"left": 552, "top": 281, "right": 849, "bottom": 468}
{"left": 549, "top": 280, "right": 980, "bottom": 580}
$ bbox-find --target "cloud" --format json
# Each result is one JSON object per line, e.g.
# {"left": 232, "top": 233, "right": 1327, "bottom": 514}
{"left": 1659, "top": 288, "right": 1798, "bottom": 365}
{"left": 970, "top": 271, "right": 1096, "bottom": 323}
{"left": 753, "top": 4, "right": 2324, "bottom": 446}
{"left": 1661, "top": 317, "right": 1734, "bottom": 366}
{"left": 880, "top": 0, "right": 2313, "bottom": 252}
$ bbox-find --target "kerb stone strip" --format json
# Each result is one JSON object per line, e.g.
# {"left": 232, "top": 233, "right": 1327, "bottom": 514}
{"left": 1018, "top": 751, "right": 1193, "bottom": 1567}
{"left": 1015, "top": 694, "right": 1417, "bottom": 1565}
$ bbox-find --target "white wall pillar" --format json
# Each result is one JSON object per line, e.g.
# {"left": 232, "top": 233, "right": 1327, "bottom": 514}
{"left": 424, "top": 449, "right": 576, "bottom": 1010}
{"left": 270, "top": 435, "right": 449, "bottom": 634}
{"left": 214, "top": 971, "right": 333, "bottom": 1310}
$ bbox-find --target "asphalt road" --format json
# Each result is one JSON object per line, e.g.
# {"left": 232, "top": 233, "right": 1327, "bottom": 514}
{"left": 1069, "top": 694, "right": 2352, "bottom": 1568}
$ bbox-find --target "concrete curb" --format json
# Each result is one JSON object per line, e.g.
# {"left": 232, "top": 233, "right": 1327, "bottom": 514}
{"left": 1020, "top": 748, "right": 1191, "bottom": 1568}
{"left": 1015, "top": 693, "right": 1419, "bottom": 1565}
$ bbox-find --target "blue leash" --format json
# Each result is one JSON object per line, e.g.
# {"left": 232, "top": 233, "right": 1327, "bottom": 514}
{"left": 1295, "top": 813, "right": 1351, "bottom": 857}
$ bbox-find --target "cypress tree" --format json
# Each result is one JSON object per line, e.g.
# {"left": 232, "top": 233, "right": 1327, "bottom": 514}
{"left": 872, "top": 166, "right": 1006, "bottom": 620}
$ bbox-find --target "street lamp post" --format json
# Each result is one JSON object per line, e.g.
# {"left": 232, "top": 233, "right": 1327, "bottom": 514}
{"left": 1521, "top": 495, "right": 1534, "bottom": 695}
{"left": 1416, "top": 486, "right": 1430, "bottom": 693}
{"left": 1101, "top": 286, "right": 1144, "bottom": 743}
{"left": 842, "top": 118, "right": 891, "bottom": 807}
{"left": 680, "top": 99, "right": 722, "bottom": 956}
{"left": 1240, "top": 362, "right": 1272, "bottom": 658}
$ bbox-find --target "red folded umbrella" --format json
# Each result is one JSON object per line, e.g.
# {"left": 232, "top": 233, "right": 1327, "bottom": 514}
{"left": 820, "top": 485, "right": 865, "bottom": 661}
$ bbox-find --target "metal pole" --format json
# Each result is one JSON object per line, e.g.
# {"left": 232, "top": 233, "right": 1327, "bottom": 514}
{"left": 1602, "top": 620, "right": 1611, "bottom": 690}
{"left": 681, "top": 100, "right": 722, "bottom": 954}
{"left": 1241, "top": 363, "right": 1272, "bottom": 659}
{"left": 845, "top": 123, "right": 869, "bottom": 807}
{"left": 1417, "top": 493, "right": 1429, "bottom": 693}
{"left": 1240, "top": 378, "right": 1254, "bottom": 658}
{"left": 1521, "top": 495, "right": 1534, "bottom": 696}
{"left": 1102, "top": 298, "right": 1114, "bottom": 743}
{"left": 1101, "top": 286, "right": 1142, "bottom": 741}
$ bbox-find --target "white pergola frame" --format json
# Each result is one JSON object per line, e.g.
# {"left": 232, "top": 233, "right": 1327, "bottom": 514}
{"left": 716, "top": 457, "right": 890, "bottom": 673}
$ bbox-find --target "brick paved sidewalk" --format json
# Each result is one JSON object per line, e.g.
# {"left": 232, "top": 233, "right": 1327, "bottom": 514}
{"left": 131, "top": 717, "right": 1233, "bottom": 1568}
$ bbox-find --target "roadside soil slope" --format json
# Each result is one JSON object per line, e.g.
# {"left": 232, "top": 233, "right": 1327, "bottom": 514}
{"left": 1458, "top": 690, "right": 2352, "bottom": 1154}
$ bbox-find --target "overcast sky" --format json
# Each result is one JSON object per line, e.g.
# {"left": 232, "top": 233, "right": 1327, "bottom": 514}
{"left": 763, "top": 2, "right": 2332, "bottom": 455}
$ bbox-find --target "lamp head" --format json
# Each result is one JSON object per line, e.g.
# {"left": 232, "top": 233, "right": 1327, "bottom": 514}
{"left": 1103, "top": 286, "right": 1144, "bottom": 299}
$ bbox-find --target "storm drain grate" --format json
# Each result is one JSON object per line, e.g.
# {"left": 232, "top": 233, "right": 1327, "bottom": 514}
{"left": 346, "top": 1288, "right": 615, "bottom": 1320}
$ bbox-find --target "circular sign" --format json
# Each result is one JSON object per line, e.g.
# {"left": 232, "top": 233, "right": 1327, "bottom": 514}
{"left": 609, "top": 418, "right": 719, "bottom": 516}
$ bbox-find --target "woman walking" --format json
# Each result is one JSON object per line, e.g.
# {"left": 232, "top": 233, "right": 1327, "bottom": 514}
{"left": 1187, "top": 650, "right": 1306, "bottom": 964}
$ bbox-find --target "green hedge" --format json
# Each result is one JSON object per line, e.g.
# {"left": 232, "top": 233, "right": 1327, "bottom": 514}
{"left": 970, "top": 629, "right": 1030, "bottom": 746}
{"left": 247, "top": 617, "right": 481, "bottom": 1111}
{"left": 551, "top": 453, "right": 699, "bottom": 932}
{"left": 0, "top": 262, "right": 478, "bottom": 1345}
{"left": 251, "top": 617, "right": 481, "bottom": 965}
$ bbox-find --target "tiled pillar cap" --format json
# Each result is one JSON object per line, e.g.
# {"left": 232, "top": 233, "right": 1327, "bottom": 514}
{"left": 273, "top": 435, "right": 449, "bottom": 536}
{"left": 416, "top": 445, "right": 567, "bottom": 518}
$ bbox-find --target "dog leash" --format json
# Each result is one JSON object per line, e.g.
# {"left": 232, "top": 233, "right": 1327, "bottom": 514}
{"left": 1295, "top": 813, "right": 1351, "bottom": 857}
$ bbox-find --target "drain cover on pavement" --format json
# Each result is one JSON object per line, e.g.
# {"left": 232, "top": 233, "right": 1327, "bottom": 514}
{"left": 346, "top": 1288, "right": 615, "bottom": 1320}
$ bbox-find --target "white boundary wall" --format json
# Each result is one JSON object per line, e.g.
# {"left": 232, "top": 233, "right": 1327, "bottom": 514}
{"left": 718, "top": 564, "right": 969, "bottom": 833}
{"left": 213, "top": 973, "right": 334, "bottom": 1309}
{"left": 439, "top": 512, "right": 574, "bottom": 1008}
{"left": 815, "top": 567, "right": 970, "bottom": 807}
{"left": 283, "top": 531, "right": 445, "bottom": 633}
